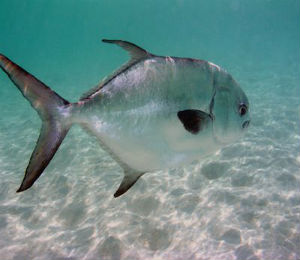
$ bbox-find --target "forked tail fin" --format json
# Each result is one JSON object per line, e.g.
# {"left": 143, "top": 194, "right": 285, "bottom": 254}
{"left": 0, "top": 54, "right": 71, "bottom": 192}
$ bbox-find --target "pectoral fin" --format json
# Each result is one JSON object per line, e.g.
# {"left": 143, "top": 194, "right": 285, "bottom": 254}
{"left": 177, "top": 109, "right": 212, "bottom": 134}
{"left": 114, "top": 171, "right": 144, "bottom": 198}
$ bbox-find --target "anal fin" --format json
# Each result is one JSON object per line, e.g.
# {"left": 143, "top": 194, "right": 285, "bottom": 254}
{"left": 114, "top": 171, "right": 144, "bottom": 198}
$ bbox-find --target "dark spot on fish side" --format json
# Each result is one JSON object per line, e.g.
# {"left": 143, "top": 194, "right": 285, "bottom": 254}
{"left": 177, "top": 109, "right": 212, "bottom": 134}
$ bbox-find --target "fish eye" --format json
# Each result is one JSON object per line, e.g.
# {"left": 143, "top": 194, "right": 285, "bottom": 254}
{"left": 239, "top": 103, "right": 247, "bottom": 116}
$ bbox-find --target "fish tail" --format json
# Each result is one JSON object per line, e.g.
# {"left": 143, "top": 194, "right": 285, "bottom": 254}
{"left": 0, "top": 54, "right": 72, "bottom": 192}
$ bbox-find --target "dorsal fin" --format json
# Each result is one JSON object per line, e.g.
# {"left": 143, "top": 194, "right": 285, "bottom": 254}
{"left": 102, "top": 39, "right": 151, "bottom": 61}
{"left": 80, "top": 39, "right": 152, "bottom": 100}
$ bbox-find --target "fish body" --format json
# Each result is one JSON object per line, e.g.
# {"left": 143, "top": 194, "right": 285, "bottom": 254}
{"left": 0, "top": 40, "right": 250, "bottom": 197}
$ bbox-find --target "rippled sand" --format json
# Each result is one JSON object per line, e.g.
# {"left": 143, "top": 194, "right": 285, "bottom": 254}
{"left": 0, "top": 58, "right": 299, "bottom": 260}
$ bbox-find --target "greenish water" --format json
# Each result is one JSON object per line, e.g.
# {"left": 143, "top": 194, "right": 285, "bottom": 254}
{"left": 0, "top": 0, "right": 299, "bottom": 259}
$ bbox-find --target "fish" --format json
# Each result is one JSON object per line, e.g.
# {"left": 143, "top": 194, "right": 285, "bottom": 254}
{"left": 0, "top": 39, "right": 250, "bottom": 197}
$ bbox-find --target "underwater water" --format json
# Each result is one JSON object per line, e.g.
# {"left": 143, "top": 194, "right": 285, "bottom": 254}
{"left": 0, "top": 0, "right": 299, "bottom": 259}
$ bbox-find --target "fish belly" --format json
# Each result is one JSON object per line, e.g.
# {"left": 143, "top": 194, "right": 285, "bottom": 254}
{"left": 81, "top": 103, "right": 219, "bottom": 173}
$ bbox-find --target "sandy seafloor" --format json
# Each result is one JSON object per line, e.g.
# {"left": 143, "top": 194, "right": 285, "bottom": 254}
{"left": 0, "top": 0, "right": 299, "bottom": 259}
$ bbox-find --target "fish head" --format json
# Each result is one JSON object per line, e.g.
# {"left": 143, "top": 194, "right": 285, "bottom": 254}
{"left": 212, "top": 71, "right": 250, "bottom": 144}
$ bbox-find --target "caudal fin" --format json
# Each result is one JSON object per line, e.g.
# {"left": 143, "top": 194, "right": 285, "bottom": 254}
{"left": 0, "top": 54, "right": 71, "bottom": 192}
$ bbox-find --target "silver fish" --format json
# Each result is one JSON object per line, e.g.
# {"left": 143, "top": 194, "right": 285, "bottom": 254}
{"left": 0, "top": 39, "right": 250, "bottom": 197}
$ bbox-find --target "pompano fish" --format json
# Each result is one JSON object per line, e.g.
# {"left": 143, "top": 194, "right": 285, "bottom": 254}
{"left": 0, "top": 39, "right": 250, "bottom": 197}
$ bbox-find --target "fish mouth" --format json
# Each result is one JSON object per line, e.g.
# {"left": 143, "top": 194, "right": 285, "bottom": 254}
{"left": 242, "top": 120, "right": 250, "bottom": 129}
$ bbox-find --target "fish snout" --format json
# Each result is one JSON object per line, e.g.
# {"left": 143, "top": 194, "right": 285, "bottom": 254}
{"left": 242, "top": 120, "right": 250, "bottom": 129}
